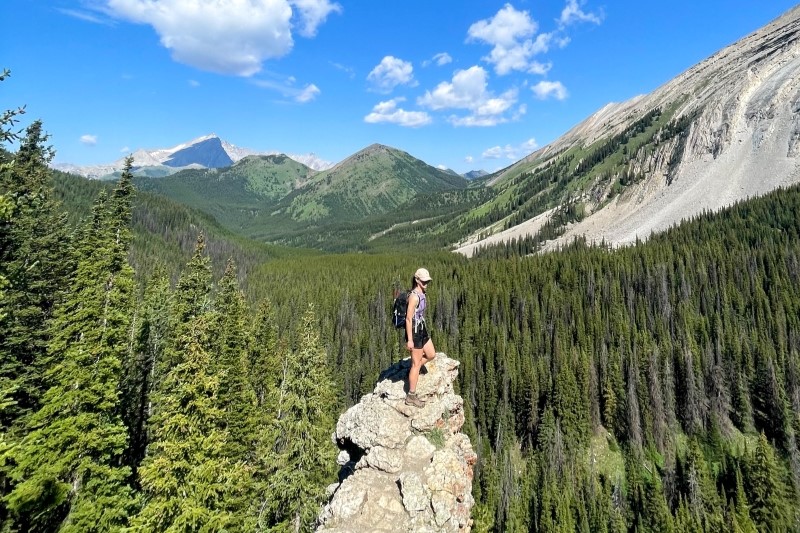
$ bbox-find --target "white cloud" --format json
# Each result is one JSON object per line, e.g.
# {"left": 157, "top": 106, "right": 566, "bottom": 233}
{"left": 465, "top": 155, "right": 474, "bottom": 164}
{"left": 450, "top": 115, "right": 508, "bottom": 127}
{"left": 422, "top": 53, "right": 452, "bottom": 68}
{"left": 252, "top": 77, "right": 321, "bottom": 103}
{"left": 467, "top": 2, "right": 601, "bottom": 75}
{"left": 528, "top": 61, "right": 552, "bottom": 75}
{"left": 532, "top": 80, "right": 568, "bottom": 100}
{"left": 468, "top": 4, "right": 537, "bottom": 47}
{"left": 432, "top": 52, "right": 452, "bottom": 66}
{"left": 367, "top": 56, "right": 416, "bottom": 93}
{"left": 80, "top": 134, "right": 98, "bottom": 146}
{"left": 482, "top": 146, "right": 505, "bottom": 159}
{"left": 58, "top": 8, "right": 113, "bottom": 25}
{"left": 482, "top": 138, "right": 538, "bottom": 160}
{"left": 330, "top": 61, "right": 355, "bottom": 78}
{"left": 105, "top": 0, "right": 339, "bottom": 76}
{"left": 418, "top": 66, "right": 518, "bottom": 127}
{"left": 189, "top": 79, "right": 200, "bottom": 87}
{"left": 467, "top": 4, "right": 555, "bottom": 76}
{"left": 296, "top": 83, "right": 320, "bottom": 103}
{"left": 418, "top": 66, "right": 490, "bottom": 110}
{"left": 120, "top": 146, "right": 130, "bottom": 153}
{"left": 290, "top": 0, "right": 342, "bottom": 37}
{"left": 364, "top": 98, "right": 431, "bottom": 127}
{"left": 559, "top": 0, "right": 603, "bottom": 27}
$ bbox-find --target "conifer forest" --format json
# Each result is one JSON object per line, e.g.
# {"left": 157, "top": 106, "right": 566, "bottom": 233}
{"left": 2, "top": 87, "right": 800, "bottom": 531}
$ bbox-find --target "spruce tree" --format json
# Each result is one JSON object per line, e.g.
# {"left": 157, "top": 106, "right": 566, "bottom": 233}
{"left": 156, "top": 233, "right": 212, "bottom": 380}
{"left": 132, "top": 314, "right": 247, "bottom": 532}
{"left": 248, "top": 298, "right": 280, "bottom": 409}
{"left": 211, "top": 259, "right": 257, "bottom": 463}
{"left": 121, "top": 268, "right": 173, "bottom": 476}
{"left": 0, "top": 120, "right": 72, "bottom": 429}
{"left": 746, "top": 433, "right": 790, "bottom": 530}
{"left": 5, "top": 161, "right": 137, "bottom": 531}
{"left": 0, "top": 194, "right": 11, "bottom": 322}
{"left": 261, "top": 304, "right": 337, "bottom": 532}
{"left": 208, "top": 259, "right": 259, "bottom": 528}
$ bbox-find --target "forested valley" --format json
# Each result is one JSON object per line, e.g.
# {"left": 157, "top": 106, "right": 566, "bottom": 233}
{"left": 2, "top": 115, "right": 800, "bottom": 530}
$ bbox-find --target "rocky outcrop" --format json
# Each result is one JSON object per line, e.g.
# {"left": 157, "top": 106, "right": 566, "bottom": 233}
{"left": 317, "top": 353, "right": 476, "bottom": 533}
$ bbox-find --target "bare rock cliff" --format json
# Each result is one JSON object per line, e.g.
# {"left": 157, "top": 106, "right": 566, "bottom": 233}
{"left": 316, "top": 353, "right": 476, "bottom": 533}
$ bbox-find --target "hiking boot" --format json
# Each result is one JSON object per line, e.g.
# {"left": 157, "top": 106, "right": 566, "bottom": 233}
{"left": 405, "top": 392, "right": 425, "bottom": 408}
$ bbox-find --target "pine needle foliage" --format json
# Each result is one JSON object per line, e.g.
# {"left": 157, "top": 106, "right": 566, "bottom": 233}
{"left": 132, "top": 314, "right": 248, "bottom": 532}
{"left": 5, "top": 160, "right": 137, "bottom": 531}
{"left": 260, "top": 305, "right": 337, "bottom": 532}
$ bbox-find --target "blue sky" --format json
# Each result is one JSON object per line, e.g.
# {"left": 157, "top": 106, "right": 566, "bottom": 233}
{"left": 2, "top": 1, "right": 798, "bottom": 173}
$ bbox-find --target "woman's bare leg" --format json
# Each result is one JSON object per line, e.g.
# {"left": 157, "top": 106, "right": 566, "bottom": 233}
{"left": 422, "top": 339, "right": 436, "bottom": 364}
{"left": 408, "top": 347, "right": 425, "bottom": 393}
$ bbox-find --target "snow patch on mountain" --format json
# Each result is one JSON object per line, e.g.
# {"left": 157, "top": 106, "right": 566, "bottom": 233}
{"left": 53, "top": 134, "right": 335, "bottom": 178}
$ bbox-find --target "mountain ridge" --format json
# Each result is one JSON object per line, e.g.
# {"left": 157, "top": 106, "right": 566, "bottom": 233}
{"left": 456, "top": 5, "right": 800, "bottom": 255}
{"left": 53, "top": 133, "right": 335, "bottom": 178}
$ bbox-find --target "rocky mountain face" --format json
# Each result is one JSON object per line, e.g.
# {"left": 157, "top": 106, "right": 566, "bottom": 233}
{"left": 461, "top": 6, "right": 800, "bottom": 254}
{"left": 317, "top": 354, "right": 476, "bottom": 533}
{"left": 463, "top": 170, "right": 488, "bottom": 180}
{"left": 53, "top": 134, "right": 334, "bottom": 178}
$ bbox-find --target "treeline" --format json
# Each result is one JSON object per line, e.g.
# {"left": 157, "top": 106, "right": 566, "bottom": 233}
{"left": 1, "top": 122, "right": 338, "bottom": 531}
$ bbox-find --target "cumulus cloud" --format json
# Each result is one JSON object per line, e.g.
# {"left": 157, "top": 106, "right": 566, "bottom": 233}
{"left": 418, "top": 66, "right": 489, "bottom": 110}
{"left": 532, "top": 80, "right": 568, "bottom": 100}
{"left": 482, "top": 138, "right": 538, "bottom": 160}
{"left": 364, "top": 98, "right": 431, "bottom": 127}
{"left": 105, "top": 0, "right": 340, "bottom": 76}
{"left": 465, "top": 155, "right": 474, "bottom": 164}
{"left": 290, "top": 0, "right": 342, "bottom": 37}
{"left": 467, "top": 4, "right": 554, "bottom": 75}
{"left": 367, "top": 56, "right": 416, "bottom": 93}
{"left": 295, "top": 83, "right": 320, "bottom": 103}
{"left": 559, "top": 0, "right": 603, "bottom": 27}
{"left": 80, "top": 134, "right": 98, "bottom": 146}
{"left": 417, "top": 66, "right": 518, "bottom": 127}
{"left": 467, "top": 2, "right": 601, "bottom": 75}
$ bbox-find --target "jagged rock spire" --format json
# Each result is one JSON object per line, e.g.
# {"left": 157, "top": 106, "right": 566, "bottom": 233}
{"left": 317, "top": 353, "right": 476, "bottom": 532}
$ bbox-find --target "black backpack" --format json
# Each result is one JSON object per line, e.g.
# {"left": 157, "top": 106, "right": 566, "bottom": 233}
{"left": 392, "top": 290, "right": 412, "bottom": 329}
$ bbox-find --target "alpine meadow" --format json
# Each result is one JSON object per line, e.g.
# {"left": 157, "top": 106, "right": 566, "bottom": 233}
{"left": 3, "top": 2, "right": 800, "bottom": 533}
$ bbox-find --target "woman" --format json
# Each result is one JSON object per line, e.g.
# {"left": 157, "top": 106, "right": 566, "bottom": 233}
{"left": 405, "top": 267, "right": 436, "bottom": 407}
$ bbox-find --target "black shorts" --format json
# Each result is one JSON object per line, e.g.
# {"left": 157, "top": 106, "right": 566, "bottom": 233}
{"left": 404, "top": 322, "right": 430, "bottom": 349}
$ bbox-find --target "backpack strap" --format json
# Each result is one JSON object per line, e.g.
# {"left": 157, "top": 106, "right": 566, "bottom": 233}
{"left": 410, "top": 289, "right": 424, "bottom": 332}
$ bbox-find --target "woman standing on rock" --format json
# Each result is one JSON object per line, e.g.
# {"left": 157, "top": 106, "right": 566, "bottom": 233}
{"left": 405, "top": 267, "right": 436, "bottom": 407}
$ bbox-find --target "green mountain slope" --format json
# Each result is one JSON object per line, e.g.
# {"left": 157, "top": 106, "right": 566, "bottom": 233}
{"left": 277, "top": 143, "right": 468, "bottom": 222}
{"left": 132, "top": 154, "right": 315, "bottom": 231}
{"left": 52, "top": 170, "right": 307, "bottom": 280}
{"left": 127, "top": 143, "right": 472, "bottom": 251}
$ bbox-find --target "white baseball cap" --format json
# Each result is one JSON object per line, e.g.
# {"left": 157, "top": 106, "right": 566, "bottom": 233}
{"left": 414, "top": 268, "right": 432, "bottom": 282}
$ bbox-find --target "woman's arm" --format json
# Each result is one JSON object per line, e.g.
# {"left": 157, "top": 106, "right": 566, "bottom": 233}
{"left": 405, "top": 292, "right": 418, "bottom": 350}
